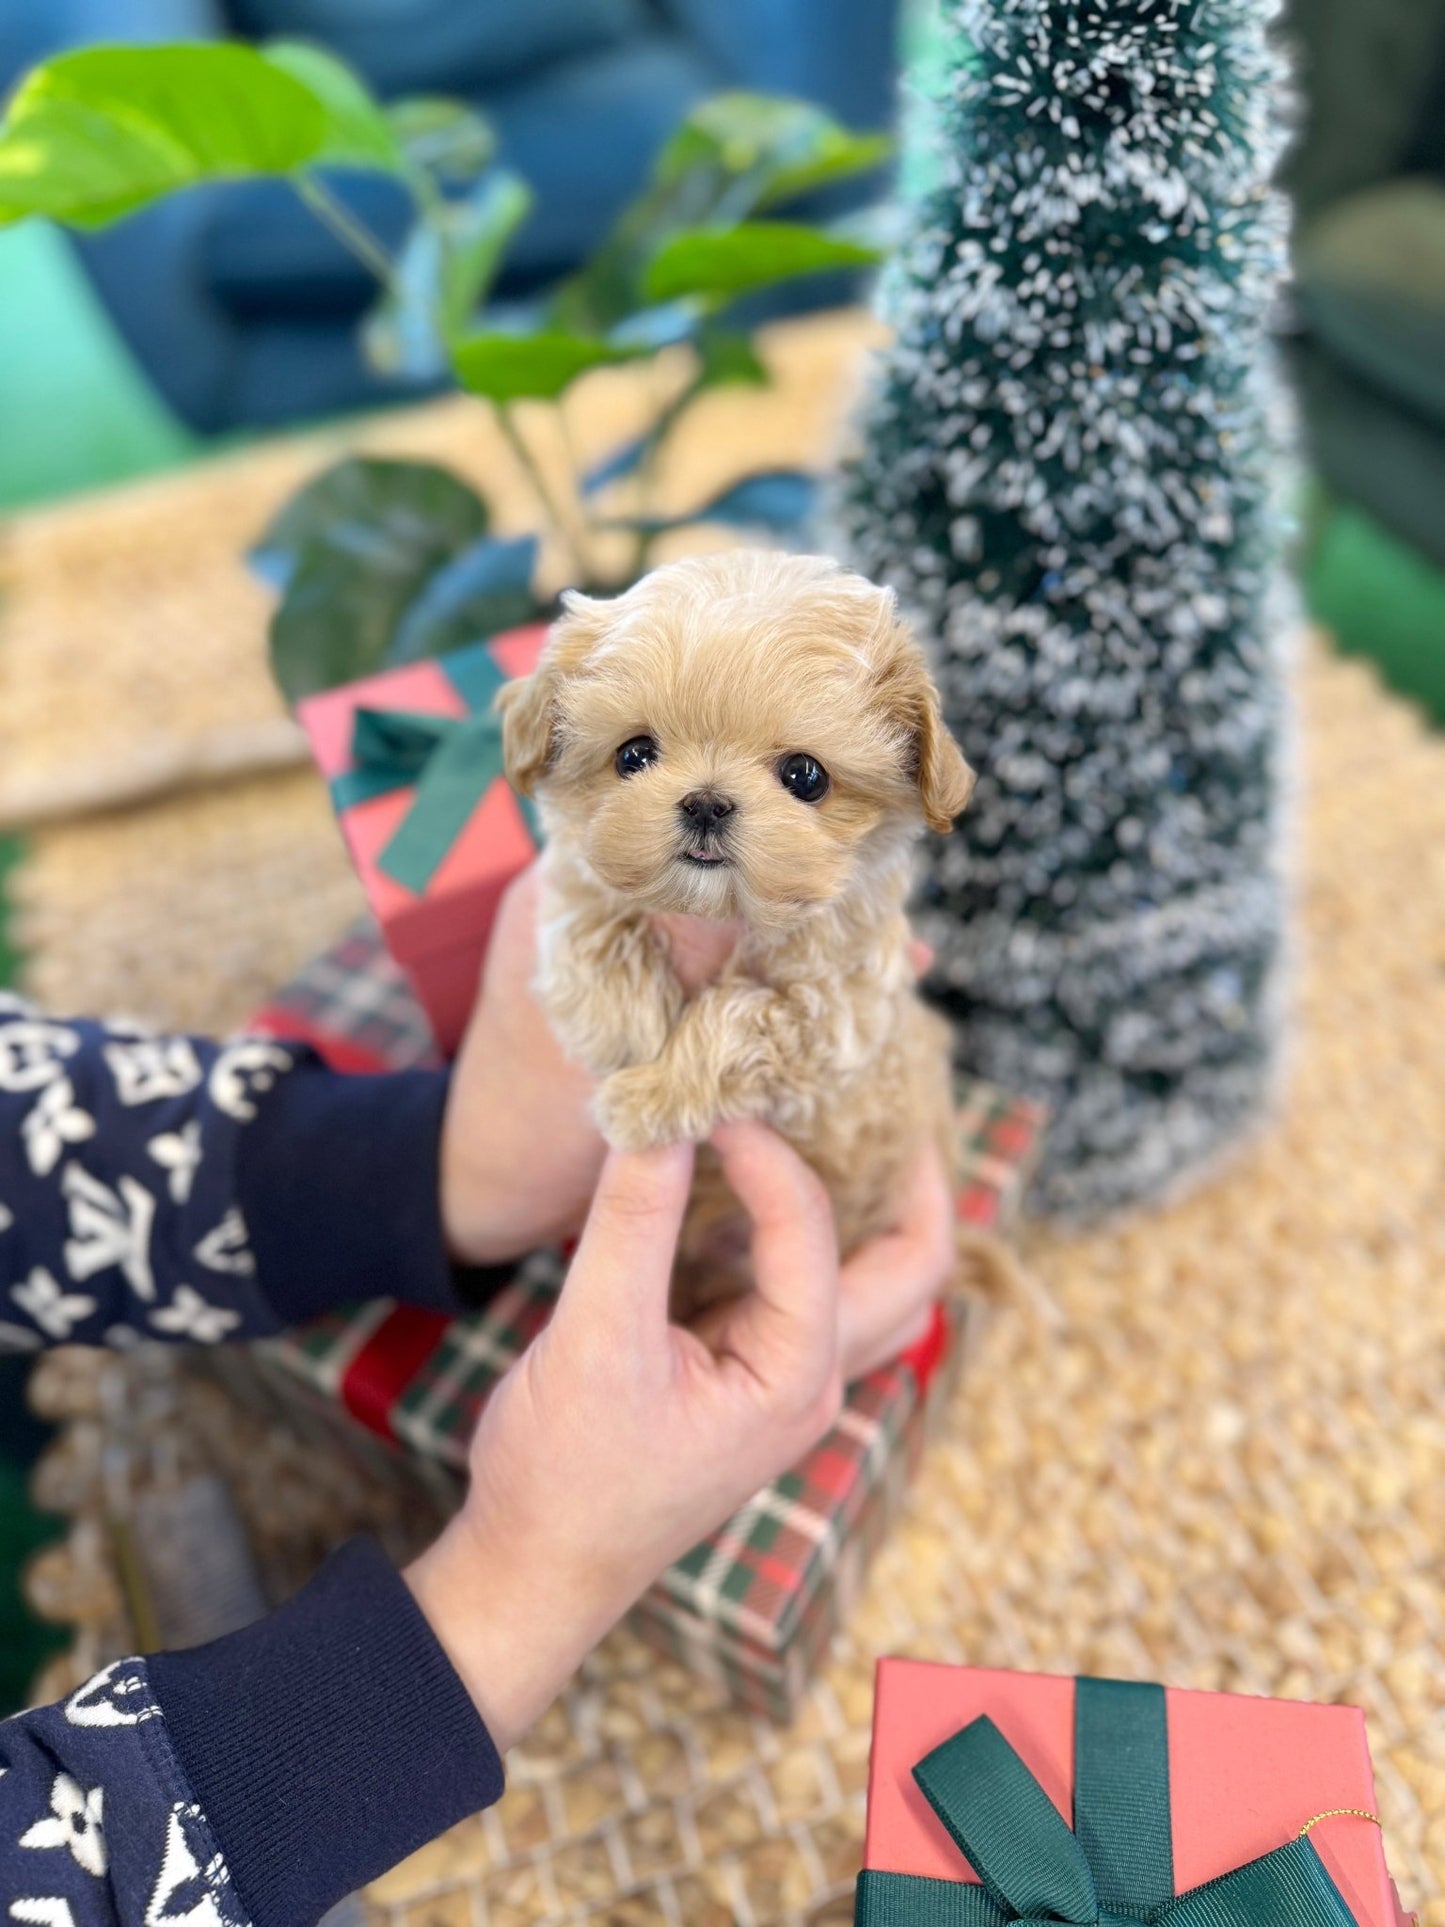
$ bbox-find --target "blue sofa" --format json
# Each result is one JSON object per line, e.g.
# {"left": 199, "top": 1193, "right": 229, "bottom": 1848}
{"left": 0, "top": 0, "right": 898, "bottom": 433}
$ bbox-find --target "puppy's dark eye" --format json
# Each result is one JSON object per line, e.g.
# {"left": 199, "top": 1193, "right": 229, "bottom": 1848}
{"left": 615, "top": 735, "right": 660, "bottom": 778}
{"left": 778, "top": 753, "right": 830, "bottom": 803}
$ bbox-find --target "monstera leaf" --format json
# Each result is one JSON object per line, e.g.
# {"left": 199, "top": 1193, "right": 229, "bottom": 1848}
{"left": 250, "top": 457, "right": 541, "bottom": 702}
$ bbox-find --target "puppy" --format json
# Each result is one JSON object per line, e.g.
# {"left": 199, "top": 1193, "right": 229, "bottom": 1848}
{"left": 498, "top": 549, "right": 975, "bottom": 1312}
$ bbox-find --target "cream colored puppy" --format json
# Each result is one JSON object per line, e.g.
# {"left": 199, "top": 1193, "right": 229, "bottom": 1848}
{"left": 498, "top": 549, "right": 975, "bottom": 1309}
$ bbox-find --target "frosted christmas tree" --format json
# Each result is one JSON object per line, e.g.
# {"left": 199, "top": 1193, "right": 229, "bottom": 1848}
{"left": 838, "top": 0, "right": 1293, "bottom": 1217}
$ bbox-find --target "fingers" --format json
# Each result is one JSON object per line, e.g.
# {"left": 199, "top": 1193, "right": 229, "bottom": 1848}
{"left": 708, "top": 1121, "right": 839, "bottom": 1385}
{"left": 562, "top": 1142, "right": 695, "bottom": 1343}
{"left": 837, "top": 1145, "right": 956, "bottom": 1381}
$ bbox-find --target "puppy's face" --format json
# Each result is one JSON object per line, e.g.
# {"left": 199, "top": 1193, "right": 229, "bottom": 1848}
{"left": 498, "top": 552, "right": 974, "bottom": 929}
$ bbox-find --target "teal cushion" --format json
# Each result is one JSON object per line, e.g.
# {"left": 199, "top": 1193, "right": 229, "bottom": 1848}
{"left": 224, "top": 0, "right": 652, "bottom": 94}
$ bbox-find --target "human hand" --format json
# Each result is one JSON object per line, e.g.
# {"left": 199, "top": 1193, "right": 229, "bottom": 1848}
{"left": 439, "top": 869, "right": 744, "bottom": 1265}
{"left": 406, "top": 1121, "right": 842, "bottom": 1751}
{"left": 838, "top": 1139, "right": 956, "bottom": 1381}
{"left": 441, "top": 862, "right": 951, "bottom": 1357}
{"left": 439, "top": 866, "right": 606, "bottom": 1266}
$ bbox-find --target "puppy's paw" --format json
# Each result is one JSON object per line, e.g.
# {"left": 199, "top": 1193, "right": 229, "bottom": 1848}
{"left": 594, "top": 1062, "right": 717, "bottom": 1152}
{"left": 541, "top": 965, "right": 678, "bottom": 1078}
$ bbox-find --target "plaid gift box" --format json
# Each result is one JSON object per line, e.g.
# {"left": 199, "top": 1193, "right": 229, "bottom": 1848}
{"left": 241, "top": 919, "right": 1046, "bottom": 1720}
{"left": 297, "top": 626, "right": 547, "bottom": 1055}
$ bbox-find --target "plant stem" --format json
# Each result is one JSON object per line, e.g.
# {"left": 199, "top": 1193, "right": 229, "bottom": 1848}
{"left": 630, "top": 370, "right": 703, "bottom": 578}
{"left": 496, "top": 407, "right": 592, "bottom": 587}
{"left": 295, "top": 174, "right": 397, "bottom": 289}
{"left": 554, "top": 407, "right": 601, "bottom": 584}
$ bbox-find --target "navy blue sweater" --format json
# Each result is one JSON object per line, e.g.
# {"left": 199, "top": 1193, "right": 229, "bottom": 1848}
{"left": 0, "top": 997, "right": 505, "bottom": 1927}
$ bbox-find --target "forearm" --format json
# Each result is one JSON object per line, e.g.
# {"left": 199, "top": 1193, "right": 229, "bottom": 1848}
{"left": 0, "top": 1540, "right": 504, "bottom": 1927}
{"left": 0, "top": 995, "right": 476, "bottom": 1354}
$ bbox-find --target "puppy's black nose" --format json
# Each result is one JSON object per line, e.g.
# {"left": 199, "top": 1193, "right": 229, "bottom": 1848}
{"left": 678, "top": 790, "right": 736, "bottom": 829}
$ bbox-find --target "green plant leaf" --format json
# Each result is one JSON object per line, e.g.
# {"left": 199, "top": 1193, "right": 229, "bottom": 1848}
{"left": 386, "top": 96, "right": 496, "bottom": 187}
{"left": 364, "top": 170, "right": 532, "bottom": 379}
{"left": 451, "top": 329, "right": 637, "bottom": 403}
{"left": 644, "top": 222, "right": 880, "bottom": 305}
{"left": 548, "top": 91, "right": 887, "bottom": 337}
{"left": 261, "top": 40, "right": 402, "bottom": 172}
{"left": 0, "top": 43, "right": 328, "bottom": 228}
{"left": 696, "top": 328, "right": 769, "bottom": 387}
{"left": 435, "top": 173, "right": 532, "bottom": 337}
{"left": 250, "top": 457, "right": 492, "bottom": 701}
{"left": 655, "top": 94, "right": 890, "bottom": 209}
{"left": 390, "top": 534, "right": 541, "bottom": 661}
{"left": 600, "top": 468, "right": 818, "bottom": 538}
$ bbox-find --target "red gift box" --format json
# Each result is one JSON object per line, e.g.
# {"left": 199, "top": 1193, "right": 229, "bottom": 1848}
{"left": 859, "top": 1660, "right": 1415, "bottom": 1927}
{"left": 298, "top": 626, "right": 547, "bottom": 1054}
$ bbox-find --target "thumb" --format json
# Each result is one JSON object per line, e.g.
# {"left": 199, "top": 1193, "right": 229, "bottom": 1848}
{"left": 708, "top": 1122, "right": 839, "bottom": 1387}
{"left": 559, "top": 1141, "right": 695, "bottom": 1342}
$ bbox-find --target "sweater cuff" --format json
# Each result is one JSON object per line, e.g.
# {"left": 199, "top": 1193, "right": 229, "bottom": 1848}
{"left": 237, "top": 1061, "right": 466, "bottom": 1323}
{"left": 149, "top": 1538, "right": 505, "bottom": 1927}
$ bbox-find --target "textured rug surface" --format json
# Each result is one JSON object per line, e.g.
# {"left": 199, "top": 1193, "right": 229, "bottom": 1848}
{"left": 4, "top": 314, "right": 1442, "bottom": 1925}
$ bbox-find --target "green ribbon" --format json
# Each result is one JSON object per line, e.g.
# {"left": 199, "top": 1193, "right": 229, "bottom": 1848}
{"left": 855, "top": 1678, "right": 1361, "bottom": 1927}
{"left": 328, "top": 647, "right": 539, "bottom": 894}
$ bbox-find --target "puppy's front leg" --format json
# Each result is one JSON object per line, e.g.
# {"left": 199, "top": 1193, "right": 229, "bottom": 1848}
{"left": 538, "top": 902, "right": 683, "bottom": 1079}
{"left": 595, "top": 979, "right": 821, "bottom": 1151}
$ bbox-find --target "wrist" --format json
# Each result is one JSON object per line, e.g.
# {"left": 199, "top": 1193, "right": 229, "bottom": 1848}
{"left": 402, "top": 1509, "right": 617, "bottom": 1755}
{"left": 438, "top": 1116, "right": 517, "bottom": 1268}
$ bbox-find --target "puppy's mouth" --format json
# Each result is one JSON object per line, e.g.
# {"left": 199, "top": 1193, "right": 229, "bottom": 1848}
{"left": 678, "top": 846, "right": 729, "bottom": 867}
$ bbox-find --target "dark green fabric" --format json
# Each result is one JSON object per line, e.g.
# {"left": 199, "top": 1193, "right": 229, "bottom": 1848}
{"left": 855, "top": 1680, "right": 1362, "bottom": 1927}
{"left": 855, "top": 1843, "right": 1359, "bottom": 1927}
{"left": 915, "top": 1717, "right": 1099, "bottom": 1924}
{"left": 855, "top": 1871, "right": 1003, "bottom": 1924}
{"left": 1073, "top": 1679, "right": 1173, "bottom": 1915}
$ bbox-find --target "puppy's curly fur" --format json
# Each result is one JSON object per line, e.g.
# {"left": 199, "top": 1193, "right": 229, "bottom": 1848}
{"left": 499, "top": 550, "right": 975, "bottom": 1309}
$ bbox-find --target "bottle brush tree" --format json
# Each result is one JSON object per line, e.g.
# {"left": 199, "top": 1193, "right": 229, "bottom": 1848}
{"left": 837, "top": 0, "right": 1293, "bottom": 1217}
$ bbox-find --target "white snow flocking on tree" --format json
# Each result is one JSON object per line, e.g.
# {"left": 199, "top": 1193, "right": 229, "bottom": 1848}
{"left": 837, "top": 0, "right": 1295, "bottom": 1218}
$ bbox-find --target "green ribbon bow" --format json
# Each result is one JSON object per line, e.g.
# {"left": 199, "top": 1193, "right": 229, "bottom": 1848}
{"left": 855, "top": 1678, "right": 1362, "bottom": 1927}
{"left": 328, "top": 647, "right": 539, "bottom": 895}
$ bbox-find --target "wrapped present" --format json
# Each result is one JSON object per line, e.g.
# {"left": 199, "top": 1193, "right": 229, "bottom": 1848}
{"left": 239, "top": 918, "right": 1047, "bottom": 1719}
{"left": 297, "top": 626, "right": 547, "bottom": 1054}
{"left": 857, "top": 1660, "right": 1417, "bottom": 1927}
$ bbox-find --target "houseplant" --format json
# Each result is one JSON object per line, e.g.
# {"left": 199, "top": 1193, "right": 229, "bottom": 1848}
{"left": 0, "top": 41, "right": 890, "bottom": 699}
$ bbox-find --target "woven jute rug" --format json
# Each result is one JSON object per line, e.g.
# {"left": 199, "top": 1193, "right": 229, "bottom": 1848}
{"left": 4, "top": 312, "right": 1442, "bottom": 1925}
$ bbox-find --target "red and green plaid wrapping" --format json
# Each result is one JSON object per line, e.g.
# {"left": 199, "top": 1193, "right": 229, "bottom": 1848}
{"left": 244, "top": 915, "right": 1046, "bottom": 1719}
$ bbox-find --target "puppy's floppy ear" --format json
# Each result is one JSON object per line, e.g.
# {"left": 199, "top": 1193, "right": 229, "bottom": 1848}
{"left": 495, "top": 589, "right": 610, "bottom": 795}
{"left": 913, "top": 682, "right": 975, "bottom": 832}
{"left": 874, "top": 609, "right": 975, "bottom": 834}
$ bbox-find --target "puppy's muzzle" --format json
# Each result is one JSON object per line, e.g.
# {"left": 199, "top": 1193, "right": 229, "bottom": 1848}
{"left": 677, "top": 789, "right": 735, "bottom": 864}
